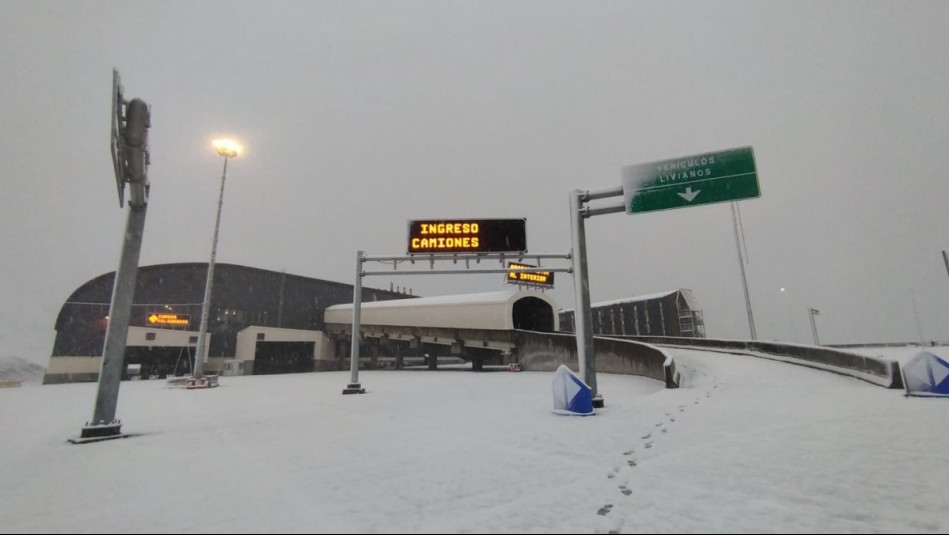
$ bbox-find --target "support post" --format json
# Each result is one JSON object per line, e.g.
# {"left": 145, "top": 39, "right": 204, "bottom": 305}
{"left": 343, "top": 250, "right": 366, "bottom": 394}
{"left": 193, "top": 156, "right": 230, "bottom": 379}
{"left": 78, "top": 203, "right": 148, "bottom": 440}
{"left": 809, "top": 307, "right": 820, "bottom": 345}
{"left": 731, "top": 202, "right": 757, "bottom": 340}
{"left": 570, "top": 190, "right": 600, "bottom": 405}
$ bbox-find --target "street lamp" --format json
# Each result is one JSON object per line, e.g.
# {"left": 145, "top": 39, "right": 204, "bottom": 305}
{"left": 781, "top": 287, "right": 821, "bottom": 345}
{"left": 808, "top": 307, "right": 821, "bottom": 345}
{"left": 779, "top": 287, "right": 798, "bottom": 343}
{"left": 193, "top": 139, "right": 241, "bottom": 379}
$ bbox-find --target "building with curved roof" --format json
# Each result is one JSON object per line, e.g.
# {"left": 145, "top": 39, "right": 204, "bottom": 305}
{"left": 45, "top": 263, "right": 410, "bottom": 383}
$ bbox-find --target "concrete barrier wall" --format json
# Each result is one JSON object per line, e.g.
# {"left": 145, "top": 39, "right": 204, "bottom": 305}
{"left": 617, "top": 336, "right": 903, "bottom": 389}
{"left": 829, "top": 341, "right": 948, "bottom": 349}
{"left": 43, "top": 372, "right": 100, "bottom": 385}
{"left": 514, "top": 330, "right": 678, "bottom": 388}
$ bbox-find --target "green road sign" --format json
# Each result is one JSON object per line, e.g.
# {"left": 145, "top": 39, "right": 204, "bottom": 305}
{"left": 622, "top": 146, "right": 759, "bottom": 214}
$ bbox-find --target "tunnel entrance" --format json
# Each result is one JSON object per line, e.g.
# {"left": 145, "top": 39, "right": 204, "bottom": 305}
{"left": 512, "top": 296, "right": 556, "bottom": 332}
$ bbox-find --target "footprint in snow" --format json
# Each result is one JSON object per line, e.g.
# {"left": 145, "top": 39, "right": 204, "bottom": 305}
{"left": 597, "top": 504, "right": 613, "bottom": 516}
{"left": 618, "top": 485, "right": 632, "bottom": 496}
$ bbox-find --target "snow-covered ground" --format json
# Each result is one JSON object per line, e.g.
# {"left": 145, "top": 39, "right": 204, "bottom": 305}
{"left": 836, "top": 344, "right": 949, "bottom": 366}
{"left": 0, "top": 347, "right": 945, "bottom": 534}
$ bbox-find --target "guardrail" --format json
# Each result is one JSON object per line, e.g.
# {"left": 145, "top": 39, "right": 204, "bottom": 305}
{"left": 610, "top": 336, "right": 903, "bottom": 389}
{"left": 514, "top": 330, "right": 679, "bottom": 388}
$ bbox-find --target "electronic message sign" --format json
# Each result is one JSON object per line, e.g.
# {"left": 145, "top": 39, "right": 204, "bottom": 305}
{"left": 407, "top": 219, "right": 527, "bottom": 254}
{"left": 507, "top": 262, "right": 554, "bottom": 289}
{"left": 146, "top": 313, "right": 190, "bottom": 327}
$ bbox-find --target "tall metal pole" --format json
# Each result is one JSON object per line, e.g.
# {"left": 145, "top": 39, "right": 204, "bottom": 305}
{"left": 75, "top": 87, "right": 150, "bottom": 442}
{"left": 570, "top": 190, "right": 598, "bottom": 399}
{"left": 84, "top": 204, "right": 147, "bottom": 438}
{"left": 193, "top": 156, "right": 229, "bottom": 378}
{"left": 781, "top": 289, "right": 799, "bottom": 342}
{"left": 808, "top": 308, "right": 820, "bottom": 345}
{"left": 731, "top": 202, "right": 757, "bottom": 339}
{"left": 343, "top": 250, "right": 366, "bottom": 394}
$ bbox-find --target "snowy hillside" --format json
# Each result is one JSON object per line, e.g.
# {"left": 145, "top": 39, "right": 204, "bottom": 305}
{"left": 0, "top": 356, "right": 45, "bottom": 384}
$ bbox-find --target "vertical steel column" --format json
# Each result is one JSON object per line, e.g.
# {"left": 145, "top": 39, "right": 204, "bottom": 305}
{"left": 85, "top": 203, "right": 148, "bottom": 437}
{"left": 193, "top": 156, "right": 229, "bottom": 378}
{"left": 570, "top": 190, "right": 598, "bottom": 398}
{"left": 809, "top": 308, "right": 820, "bottom": 345}
{"left": 343, "top": 250, "right": 366, "bottom": 394}
{"left": 731, "top": 202, "right": 757, "bottom": 340}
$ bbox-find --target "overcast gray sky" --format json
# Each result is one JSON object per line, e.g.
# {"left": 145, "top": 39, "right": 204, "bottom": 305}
{"left": 3, "top": 1, "right": 949, "bottom": 366}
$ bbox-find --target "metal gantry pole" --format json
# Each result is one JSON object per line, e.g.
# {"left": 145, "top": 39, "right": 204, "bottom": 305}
{"left": 731, "top": 202, "right": 757, "bottom": 340}
{"left": 343, "top": 250, "right": 366, "bottom": 394}
{"left": 193, "top": 156, "right": 229, "bottom": 378}
{"left": 570, "top": 189, "right": 598, "bottom": 400}
{"left": 84, "top": 203, "right": 148, "bottom": 438}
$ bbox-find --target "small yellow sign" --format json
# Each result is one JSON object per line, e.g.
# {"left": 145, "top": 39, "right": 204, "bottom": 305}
{"left": 507, "top": 262, "right": 554, "bottom": 288}
{"left": 147, "top": 313, "right": 190, "bottom": 326}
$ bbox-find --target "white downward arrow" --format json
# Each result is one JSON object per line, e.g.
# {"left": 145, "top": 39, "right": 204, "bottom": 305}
{"left": 678, "top": 186, "right": 701, "bottom": 202}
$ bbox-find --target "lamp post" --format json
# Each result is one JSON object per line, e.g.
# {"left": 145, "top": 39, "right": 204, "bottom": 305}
{"left": 193, "top": 139, "right": 241, "bottom": 379}
{"left": 731, "top": 202, "right": 757, "bottom": 340}
{"left": 779, "top": 287, "right": 799, "bottom": 343}
{"left": 808, "top": 307, "right": 821, "bottom": 345}
{"left": 780, "top": 287, "right": 821, "bottom": 346}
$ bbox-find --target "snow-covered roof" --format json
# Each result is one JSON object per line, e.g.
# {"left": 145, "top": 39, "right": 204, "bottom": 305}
{"left": 560, "top": 289, "right": 682, "bottom": 314}
{"left": 325, "top": 290, "right": 560, "bottom": 331}
{"left": 326, "top": 289, "right": 536, "bottom": 311}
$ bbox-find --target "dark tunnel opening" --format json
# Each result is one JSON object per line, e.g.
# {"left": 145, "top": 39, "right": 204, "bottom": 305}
{"left": 512, "top": 297, "right": 556, "bottom": 332}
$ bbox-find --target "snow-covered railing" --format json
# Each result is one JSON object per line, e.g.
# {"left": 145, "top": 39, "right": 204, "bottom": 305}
{"left": 612, "top": 336, "right": 903, "bottom": 389}
{"left": 513, "top": 330, "right": 679, "bottom": 388}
